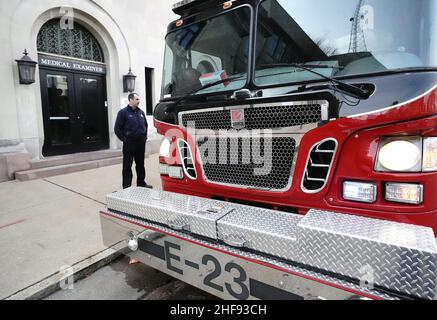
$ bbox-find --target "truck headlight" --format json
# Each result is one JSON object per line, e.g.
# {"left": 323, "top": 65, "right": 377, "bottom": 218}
{"left": 376, "top": 137, "right": 422, "bottom": 172}
{"left": 423, "top": 137, "right": 437, "bottom": 172}
{"left": 160, "top": 138, "right": 172, "bottom": 158}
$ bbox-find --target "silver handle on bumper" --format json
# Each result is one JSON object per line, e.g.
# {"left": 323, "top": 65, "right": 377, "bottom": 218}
{"left": 221, "top": 234, "right": 247, "bottom": 248}
{"left": 167, "top": 218, "right": 189, "bottom": 231}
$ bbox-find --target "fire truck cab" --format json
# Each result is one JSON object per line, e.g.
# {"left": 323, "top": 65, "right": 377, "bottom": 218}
{"left": 101, "top": 0, "right": 437, "bottom": 300}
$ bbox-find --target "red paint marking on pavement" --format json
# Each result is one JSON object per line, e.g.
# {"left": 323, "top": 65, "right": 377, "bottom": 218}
{"left": 0, "top": 219, "right": 26, "bottom": 230}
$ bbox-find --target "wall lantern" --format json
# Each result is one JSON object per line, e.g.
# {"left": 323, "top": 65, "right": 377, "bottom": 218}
{"left": 123, "top": 68, "right": 136, "bottom": 93}
{"left": 16, "top": 49, "right": 38, "bottom": 85}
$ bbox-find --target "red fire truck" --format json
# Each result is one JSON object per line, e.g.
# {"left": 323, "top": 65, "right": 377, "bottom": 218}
{"left": 101, "top": 0, "right": 437, "bottom": 300}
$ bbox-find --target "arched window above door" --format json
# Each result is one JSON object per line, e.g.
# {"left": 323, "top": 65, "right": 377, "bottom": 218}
{"left": 37, "top": 19, "right": 104, "bottom": 63}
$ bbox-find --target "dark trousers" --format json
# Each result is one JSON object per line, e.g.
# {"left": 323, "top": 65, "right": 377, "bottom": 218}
{"left": 122, "top": 137, "right": 146, "bottom": 189}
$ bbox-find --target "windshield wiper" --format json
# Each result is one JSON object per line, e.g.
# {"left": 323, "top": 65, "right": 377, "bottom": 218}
{"left": 259, "top": 63, "right": 370, "bottom": 99}
{"left": 171, "top": 75, "right": 246, "bottom": 106}
{"left": 259, "top": 63, "right": 343, "bottom": 70}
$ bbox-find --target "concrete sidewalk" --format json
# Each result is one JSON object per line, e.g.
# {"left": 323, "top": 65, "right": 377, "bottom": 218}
{"left": 0, "top": 153, "right": 161, "bottom": 299}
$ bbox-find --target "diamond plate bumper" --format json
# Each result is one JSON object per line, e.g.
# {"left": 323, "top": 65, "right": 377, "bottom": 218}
{"left": 106, "top": 187, "right": 437, "bottom": 299}
{"left": 296, "top": 210, "right": 437, "bottom": 300}
{"left": 217, "top": 206, "right": 301, "bottom": 261}
{"left": 107, "top": 188, "right": 233, "bottom": 240}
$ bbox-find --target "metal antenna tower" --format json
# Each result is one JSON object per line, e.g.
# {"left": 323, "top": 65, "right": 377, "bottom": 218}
{"left": 348, "top": 0, "right": 368, "bottom": 53}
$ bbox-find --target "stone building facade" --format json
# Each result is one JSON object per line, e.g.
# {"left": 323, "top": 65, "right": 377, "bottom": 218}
{"left": 0, "top": 0, "right": 177, "bottom": 180}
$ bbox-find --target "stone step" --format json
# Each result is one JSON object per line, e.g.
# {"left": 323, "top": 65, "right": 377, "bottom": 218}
{"left": 15, "top": 157, "right": 124, "bottom": 181}
{"left": 31, "top": 150, "right": 123, "bottom": 169}
{"left": 15, "top": 136, "right": 163, "bottom": 182}
{"left": 30, "top": 136, "right": 162, "bottom": 170}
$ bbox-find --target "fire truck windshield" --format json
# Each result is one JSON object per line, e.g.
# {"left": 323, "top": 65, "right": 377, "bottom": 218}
{"left": 255, "top": 0, "right": 437, "bottom": 87}
{"left": 162, "top": 6, "right": 251, "bottom": 99}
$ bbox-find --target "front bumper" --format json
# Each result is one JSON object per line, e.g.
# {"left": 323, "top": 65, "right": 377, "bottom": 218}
{"left": 102, "top": 187, "right": 437, "bottom": 300}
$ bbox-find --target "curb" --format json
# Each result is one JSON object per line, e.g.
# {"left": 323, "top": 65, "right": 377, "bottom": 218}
{"left": 5, "top": 241, "right": 128, "bottom": 300}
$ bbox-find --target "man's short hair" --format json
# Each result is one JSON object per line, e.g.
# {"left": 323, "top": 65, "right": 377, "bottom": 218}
{"left": 128, "top": 93, "right": 139, "bottom": 101}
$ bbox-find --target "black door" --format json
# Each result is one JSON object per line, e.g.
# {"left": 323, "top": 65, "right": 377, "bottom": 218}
{"left": 40, "top": 68, "right": 109, "bottom": 156}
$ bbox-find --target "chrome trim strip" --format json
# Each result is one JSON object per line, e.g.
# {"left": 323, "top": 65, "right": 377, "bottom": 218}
{"left": 301, "top": 138, "right": 339, "bottom": 194}
{"left": 347, "top": 85, "right": 437, "bottom": 118}
{"left": 177, "top": 138, "right": 197, "bottom": 180}
{"left": 188, "top": 123, "right": 317, "bottom": 137}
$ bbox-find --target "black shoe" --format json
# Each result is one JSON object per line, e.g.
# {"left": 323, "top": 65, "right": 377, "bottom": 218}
{"left": 138, "top": 183, "right": 153, "bottom": 189}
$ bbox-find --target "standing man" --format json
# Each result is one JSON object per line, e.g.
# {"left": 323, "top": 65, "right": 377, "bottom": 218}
{"left": 115, "top": 93, "right": 152, "bottom": 189}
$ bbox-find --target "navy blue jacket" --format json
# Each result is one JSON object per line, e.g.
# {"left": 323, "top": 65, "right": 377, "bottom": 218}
{"left": 114, "top": 106, "right": 148, "bottom": 142}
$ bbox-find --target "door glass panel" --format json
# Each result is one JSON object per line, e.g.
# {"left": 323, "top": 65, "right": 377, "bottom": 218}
{"left": 77, "top": 77, "right": 101, "bottom": 143}
{"left": 46, "top": 75, "right": 72, "bottom": 146}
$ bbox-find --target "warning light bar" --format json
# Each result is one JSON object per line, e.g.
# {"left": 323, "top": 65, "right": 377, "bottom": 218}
{"left": 172, "top": 0, "right": 197, "bottom": 11}
{"left": 173, "top": 0, "right": 236, "bottom": 15}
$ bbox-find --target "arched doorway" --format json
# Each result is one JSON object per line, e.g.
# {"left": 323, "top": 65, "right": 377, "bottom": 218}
{"left": 37, "top": 19, "right": 109, "bottom": 156}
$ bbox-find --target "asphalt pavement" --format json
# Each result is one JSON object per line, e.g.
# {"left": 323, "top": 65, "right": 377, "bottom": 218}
{"left": 45, "top": 256, "right": 217, "bottom": 300}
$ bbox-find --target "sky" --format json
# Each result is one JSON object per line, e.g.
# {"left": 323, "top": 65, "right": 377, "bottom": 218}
{"left": 275, "top": 0, "right": 363, "bottom": 53}
{"left": 278, "top": 0, "right": 358, "bottom": 40}
{"left": 274, "top": 0, "right": 435, "bottom": 56}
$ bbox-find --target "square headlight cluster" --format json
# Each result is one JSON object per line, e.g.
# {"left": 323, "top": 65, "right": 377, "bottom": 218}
{"left": 342, "top": 181, "right": 423, "bottom": 205}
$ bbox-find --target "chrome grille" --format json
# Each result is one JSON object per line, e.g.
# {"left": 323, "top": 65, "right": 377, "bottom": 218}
{"left": 302, "top": 139, "right": 337, "bottom": 193}
{"left": 180, "top": 101, "right": 326, "bottom": 130}
{"left": 197, "top": 136, "right": 296, "bottom": 190}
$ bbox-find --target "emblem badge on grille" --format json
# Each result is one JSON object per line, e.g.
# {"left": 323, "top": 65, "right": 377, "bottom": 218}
{"left": 230, "top": 109, "right": 245, "bottom": 129}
